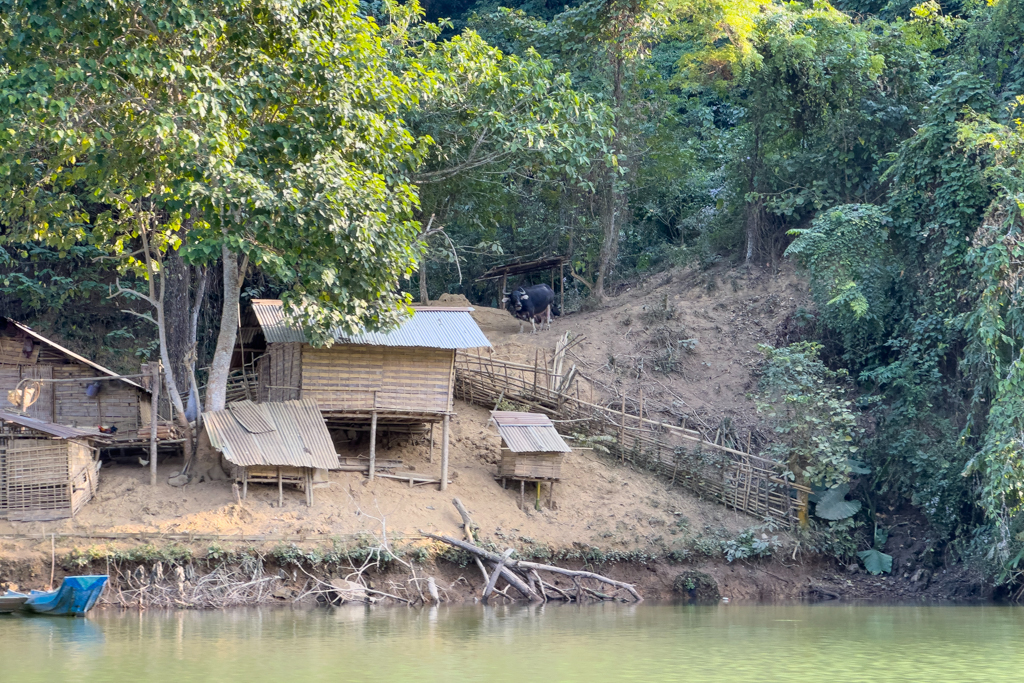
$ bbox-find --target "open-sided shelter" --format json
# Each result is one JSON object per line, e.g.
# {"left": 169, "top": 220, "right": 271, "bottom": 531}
{"left": 203, "top": 398, "right": 340, "bottom": 506}
{"left": 0, "top": 411, "right": 103, "bottom": 521}
{"left": 491, "top": 411, "right": 572, "bottom": 509}
{"left": 1, "top": 318, "right": 147, "bottom": 437}
{"left": 250, "top": 301, "right": 491, "bottom": 488}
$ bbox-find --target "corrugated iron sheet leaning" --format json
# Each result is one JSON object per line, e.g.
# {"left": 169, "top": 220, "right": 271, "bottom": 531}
{"left": 204, "top": 398, "right": 340, "bottom": 506}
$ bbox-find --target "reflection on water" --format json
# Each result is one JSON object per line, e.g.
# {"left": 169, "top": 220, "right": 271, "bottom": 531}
{"left": 2, "top": 603, "right": 1023, "bottom": 682}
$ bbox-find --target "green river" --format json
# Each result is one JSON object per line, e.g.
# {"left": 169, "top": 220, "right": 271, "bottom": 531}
{"left": 1, "top": 603, "right": 1022, "bottom": 682}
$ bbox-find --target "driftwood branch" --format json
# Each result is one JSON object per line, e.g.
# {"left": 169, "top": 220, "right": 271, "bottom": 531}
{"left": 483, "top": 548, "right": 514, "bottom": 601}
{"left": 424, "top": 533, "right": 640, "bottom": 602}
{"left": 451, "top": 497, "right": 491, "bottom": 588}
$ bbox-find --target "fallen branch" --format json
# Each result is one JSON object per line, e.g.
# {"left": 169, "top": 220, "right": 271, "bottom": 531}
{"left": 423, "top": 533, "right": 641, "bottom": 602}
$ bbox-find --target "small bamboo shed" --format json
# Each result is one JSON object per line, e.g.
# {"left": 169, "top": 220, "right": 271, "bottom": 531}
{"left": 491, "top": 411, "right": 572, "bottom": 509}
{"left": 0, "top": 411, "right": 103, "bottom": 521}
{"left": 250, "top": 301, "right": 491, "bottom": 488}
{"left": 203, "top": 398, "right": 340, "bottom": 506}
{"left": 1, "top": 317, "right": 146, "bottom": 435}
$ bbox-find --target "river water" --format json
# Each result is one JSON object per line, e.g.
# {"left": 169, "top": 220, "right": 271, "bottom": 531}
{"left": 1, "top": 603, "right": 1022, "bottom": 682}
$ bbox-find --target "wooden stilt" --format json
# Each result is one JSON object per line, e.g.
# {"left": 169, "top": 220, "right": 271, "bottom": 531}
{"left": 368, "top": 410, "right": 378, "bottom": 481}
{"left": 277, "top": 467, "right": 283, "bottom": 507}
{"left": 536, "top": 481, "right": 541, "bottom": 511}
{"left": 428, "top": 422, "right": 435, "bottom": 464}
{"left": 306, "top": 468, "right": 313, "bottom": 507}
{"left": 242, "top": 468, "right": 248, "bottom": 499}
{"left": 520, "top": 479, "right": 525, "bottom": 510}
{"left": 440, "top": 413, "right": 450, "bottom": 491}
{"left": 548, "top": 481, "right": 554, "bottom": 508}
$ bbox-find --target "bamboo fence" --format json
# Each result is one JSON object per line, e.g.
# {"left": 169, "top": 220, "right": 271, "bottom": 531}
{"left": 454, "top": 349, "right": 807, "bottom": 527}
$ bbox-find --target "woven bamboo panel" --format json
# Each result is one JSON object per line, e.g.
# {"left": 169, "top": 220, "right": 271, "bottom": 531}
{"left": 2, "top": 437, "right": 72, "bottom": 520}
{"left": 499, "top": 452, "right": 563, "bottom": 479}
{"left": 376, "top": 348, "right": 451, "bottom": 412}
{"left": 268, "top": 343, "right": 302, "bottom": 402}
{"left": 302, "top": 345, "right": 382, "bottom": 410}
{"left": 0, "top": 338, "right": 40, "bottom": 365}
{"left": 297, "top": 345, "right": 453, "bottom": 414}
{"left": 257, "top": 354, "right": 271, "bottom": 403}
{"left": 53, "top": 365, "right": 140, "bottom": 430}
{"left": 68, "top": 440, "right": 98, "bottom": 515}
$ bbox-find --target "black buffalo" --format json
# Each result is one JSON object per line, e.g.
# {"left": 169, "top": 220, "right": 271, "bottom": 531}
{"left": 503, "top": 284, "right": 560, "bottom": 333}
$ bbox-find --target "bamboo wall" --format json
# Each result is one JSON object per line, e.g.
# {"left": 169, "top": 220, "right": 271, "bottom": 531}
{"left": 265, "top": 343, "right": 302, "bottom": 402}
{"left": 0, "top": 350, "right": 141, "bottom": 431}
{"left": 259, "top": 343, "right": 455, "bottom": 416}
{"left": 52, "top": 364, "right": 140, "bottom": 431}
{"left": 0, "top": 432, "right": 99, "bottom": 521}
{"left": 454, "top": 351, "right": 807, "bottom": 528}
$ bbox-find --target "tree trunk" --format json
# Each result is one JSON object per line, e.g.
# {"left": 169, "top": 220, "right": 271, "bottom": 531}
{"left": 595, "top": 174, "right": 619, "bottom": 303}
{"left": 745, "top": 127, "right": 762, "bottom": 264}
{"left": 164, "top": 249, "right": 191, "bottom": 385}
{"left": 419, "top": 259, "right": 429, "bottom": 305}
{"left": 204, "top": 242, "right": 242, "bottom": 413}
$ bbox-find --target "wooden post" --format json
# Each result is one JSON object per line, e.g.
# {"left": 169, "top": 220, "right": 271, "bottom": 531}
{"left": 560, "top": 263, "right": 564, "bottom": 314}
{"left": 536, "top": 481, "right": 541, "bottom": 511}
{"left": 428, "top": 423, "right": 435, "bottom": 464}
{"left": 440, "top": 413, "right": 450, "bottom": 491}
{"left": 638, "top": 385, "right": 644, "bottom": 429}
{"left": 520, "top": 479, "right": 525, "bottom": 509}
{"left": 303, "top": 464, "right": 311, "bottom": 507}
{"left": 620, "top": 393, "right": 627, "bottom": 463}
{"left": 150, "top": 361, "right": 160, "bottom": 486}
{"left": 499, "top": 273, "right": 508, "bottom": 307}
{"left": 277, "top": 467, "right": 283, "bottom": 507}
{"left": 242, "top": 468, "right": 248, "bottom": 499}
{"left": 368, "top": 410, "right": 378, "bottom": 481}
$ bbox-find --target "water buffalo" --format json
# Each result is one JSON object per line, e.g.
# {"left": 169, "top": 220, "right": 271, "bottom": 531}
{"left": 503, "top": 284, "right": 560, "bottom": 333}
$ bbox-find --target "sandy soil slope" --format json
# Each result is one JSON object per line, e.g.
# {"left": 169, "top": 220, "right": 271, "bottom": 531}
{"left": 0, "top": 263, "right": 807, "bottom": 554}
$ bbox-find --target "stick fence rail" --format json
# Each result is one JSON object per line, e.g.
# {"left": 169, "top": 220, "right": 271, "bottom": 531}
{"left": 454, "top": 349, "right": 807, "bottom": 528}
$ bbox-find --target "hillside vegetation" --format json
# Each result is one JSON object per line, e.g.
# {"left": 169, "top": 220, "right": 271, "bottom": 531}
{"left": 2, "top": 0, "right": 1024, "bottom": 592}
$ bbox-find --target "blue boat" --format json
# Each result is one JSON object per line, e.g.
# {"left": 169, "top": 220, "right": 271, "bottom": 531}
{"left": 0, "top": 590, "right": 29, "bottom": 613}
{"left": 21, "top": 576, "right": 108, "bottom": 617}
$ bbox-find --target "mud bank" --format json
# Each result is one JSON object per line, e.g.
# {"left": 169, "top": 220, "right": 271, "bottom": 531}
{"left": 0, "top": 536, "right": 991, "bottom": 610}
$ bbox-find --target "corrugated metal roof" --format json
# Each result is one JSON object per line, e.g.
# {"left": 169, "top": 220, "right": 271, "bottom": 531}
{"left": 4, "top": 318, "right": 143, "bottom": 390}
{"left": 0, "top": 410, "right": 105, "bottom": 440}
{"left": 490, "top": 411, "right": 572, "bottom": 453}
{"left": 228, "top": 401, "right": 275, "bottom": 434}
{"left": 251, "top": 300, "right": 491, "bottom": 349}
{"left": 204, "top": 399, "right": 340, "bottom": 469}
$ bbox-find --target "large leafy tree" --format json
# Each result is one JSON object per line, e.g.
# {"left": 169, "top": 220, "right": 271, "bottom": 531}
{"left": 0, "top": 0, "right": 430, "bottom": 477}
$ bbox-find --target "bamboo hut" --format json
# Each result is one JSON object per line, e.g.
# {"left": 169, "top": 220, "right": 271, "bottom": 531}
{"left": 203, "top": 398, "right": 340, "bottom": 506}
{"left": 491, "top": 411, "right": 572, "bottom": 509}
{"left": 250, "top": 301, "right": 491, "bottom": 488}
{"left": 0, "top": 317, "right": 149, "bottom": 439}
{"left": 0, "top": 411, "right": 104, "bottom": 521}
